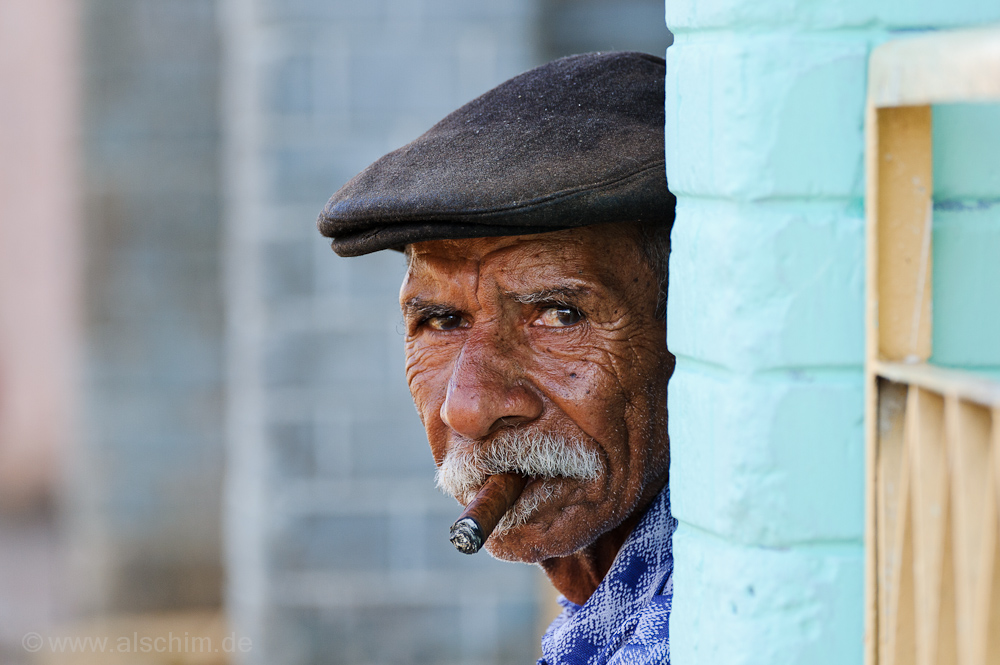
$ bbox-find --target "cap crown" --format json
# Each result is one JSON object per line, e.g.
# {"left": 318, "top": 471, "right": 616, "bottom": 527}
{"left": 319, "top": 51, "right": 673, "bottom": 256}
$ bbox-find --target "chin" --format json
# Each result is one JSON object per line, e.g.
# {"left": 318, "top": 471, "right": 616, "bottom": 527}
{"left": 484, "top": 534, "right": 580, "bottom": 564}
{"left": 482, "top": 514, "right": 608, "bottom": 563}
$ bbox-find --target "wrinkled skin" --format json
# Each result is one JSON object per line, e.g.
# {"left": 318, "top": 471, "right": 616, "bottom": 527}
{"left": 400, "top": 223, "right": 673, "bottom": 605}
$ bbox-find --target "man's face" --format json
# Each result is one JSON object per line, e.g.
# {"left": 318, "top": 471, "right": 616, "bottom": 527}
{"left": 400, "top": 223, "right": 672, "bottom": 562}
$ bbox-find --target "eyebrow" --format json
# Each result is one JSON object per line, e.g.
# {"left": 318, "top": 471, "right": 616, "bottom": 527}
{"left": 401, "top": 285, "right": 592, "bottom": 320}
{"left": 504, "top": 286, "right": 591, "bottom": 305}
{"left": 401, "top": 297, "right": 457, "bottom": 320}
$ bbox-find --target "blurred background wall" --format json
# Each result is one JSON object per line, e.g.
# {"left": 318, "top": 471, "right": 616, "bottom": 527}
{"left": 0, "top": 0, "right": 79, "bottom": 660}
{"left": 0, "top": 0, "right": 669, "bottom": 663}
{"left": 73, "top": 0, "right": 225, "bottom": 614}
{"left": 220, "top": 2, "right": 669, "bottom": 663}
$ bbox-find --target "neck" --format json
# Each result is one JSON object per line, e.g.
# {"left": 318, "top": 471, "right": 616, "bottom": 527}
{"left": 539, "top": 511, "right": 642, "bottom": 605}
{"left": 539, "top": 476, "right": 668, "bottom": 606}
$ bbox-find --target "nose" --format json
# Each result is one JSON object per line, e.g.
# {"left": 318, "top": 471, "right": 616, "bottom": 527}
{"left": 440, "top": 334, "right": 544, "bottom": 440}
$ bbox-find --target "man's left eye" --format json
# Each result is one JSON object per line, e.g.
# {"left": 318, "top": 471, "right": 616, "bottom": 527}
{"left": 534, "top": 306, "right": 584, "bottom": 328}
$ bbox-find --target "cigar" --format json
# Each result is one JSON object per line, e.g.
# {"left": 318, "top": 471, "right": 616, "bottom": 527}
{"left": 449, "top": 472, "right": 529, "bottom": 554}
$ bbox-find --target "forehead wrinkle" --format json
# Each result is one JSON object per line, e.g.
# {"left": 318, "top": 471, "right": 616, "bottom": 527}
{"left": 405, "top": 227, "right": 637, "bottom": 313}
{"left": 403, "top": 250, "right": 482, "bottom": 312}
{"left": 479, "top": 239, "right": 630, "bottom": 302}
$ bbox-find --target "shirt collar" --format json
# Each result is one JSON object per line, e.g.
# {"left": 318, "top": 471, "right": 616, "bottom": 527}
{"left": 540, "top": 486, "right": 675, "bottom": 664}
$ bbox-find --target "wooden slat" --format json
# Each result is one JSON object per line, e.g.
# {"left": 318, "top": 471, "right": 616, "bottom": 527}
{"left": 971, "top": 444, "right": 999, "bottom": 665}
{"left": 875, "top": 361, "right": 1000, "bottom": 409}
{"left": 939, "top": 502, "right": 960, "bottom": 665}
{"left": 873, "top": 105, "right": 933, "bottom": 363}
{"left": 865, "top": 371, "right": 879, "bottom": 665}
{"left": 973, "top": 512, "right": 999, "bottom": 665}
{"left": 980, "top": 521, "right": 1000, "bottom": 665}
{"left": 865, "top": 99, "right": 880, "bottom": 371}
{"left": 885, "top": 438, "right": 916, "bottom": 665}
{"left": 869, "top": 26, "right": 1000, "bottom": 108}
{"left": 981, "top": 412, "right": 1000, "bottom": 665}
{"left": 908, "top": 387, "right": 956, "bottom": 665}
{"left": 946, "top": 398, "right": 992, "bottom": 665}
{"left": 877, "top": 380, "right": 909, "bottom": 665}
{"left": 864, "top": 98, "right": 881, "bottom": 665}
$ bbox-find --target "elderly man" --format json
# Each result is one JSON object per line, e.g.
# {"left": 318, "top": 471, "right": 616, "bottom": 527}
{"left": 318, "top": 52, "right": 676, "bottom": 663}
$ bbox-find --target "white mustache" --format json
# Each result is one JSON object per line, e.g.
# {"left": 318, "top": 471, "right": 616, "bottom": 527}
{"left": 435, "top": 430, "right": 603, "bottom": 535}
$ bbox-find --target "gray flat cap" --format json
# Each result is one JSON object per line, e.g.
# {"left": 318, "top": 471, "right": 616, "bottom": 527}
{"left": 318, "top": 51, "right": 674, "bottom": 257}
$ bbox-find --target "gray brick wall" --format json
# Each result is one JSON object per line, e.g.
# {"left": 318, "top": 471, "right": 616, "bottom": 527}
{"left": 73, "top": 0, "right": 224, "bottom": 612}
{"left": 540, "top": 0, "right": 671, "bottom": 60}
{"left": 221, "top": 1, "right": 547, "bottom": 662}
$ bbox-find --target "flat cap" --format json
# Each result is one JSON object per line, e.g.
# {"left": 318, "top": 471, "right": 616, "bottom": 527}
{"left": 318, "top": 51, "right": 673, "bottom": 257}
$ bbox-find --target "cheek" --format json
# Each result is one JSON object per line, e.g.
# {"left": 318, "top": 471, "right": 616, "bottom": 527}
{"left": 535, "top": 337, "right": 668, "bottom": 478}
{"left": 612, "top": 346, "right": 672, "bottom": 482}
{"left": 404, "top": 340, "right": 448, "bottom": 393}
{"left": 533, "top": 343, "right": 629, "bottom": 424}
{"left": 404, "top": 340, "right": 455, "bottom": 460}
{"left": 527, "top": 354, "right": 635, "bottom": 480}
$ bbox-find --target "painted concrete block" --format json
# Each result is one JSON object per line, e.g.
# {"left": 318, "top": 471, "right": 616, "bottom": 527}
{"left": 270, "top": 604, "right": 467, "bottom": 665}
{"left": 351, "top": 415, "right": 437, "bottom": 478}
{"left": 934, "top": 104, "right": 1000, "bottom": 201}
{"left": 932, "top": 205, "right": 1000, "bottom": 368}
{"left": 258, "top": 0, "right": 389, "bottom": 22}
{"left": 666, "top": 33, "right": 869, "bottom": 200}
{"left": 666, "top": 0, "right": 876, "bottom": 31}
{"left": 929, "top": 104, "right": 1000, "bottom": 369}
{"left": 78, "top": 0, "right": 225, "bottom": 611}
{"left": 273, "top": 514, "right": 390, "bottom": 571}
{"left": 877, "top": 0, "right": 1000, "bottom": 30}
{"left": 344, "top": 248, "right": 409, "bottom": 297}
{"left": 668, "top": 360, "right": 865, "bottom": 546}
{"left": 268, "top": 422, "right": 317, "bottom": 479}
{"left": 267, "top": 147, "right": 342, "bottom": 206}
{"left": 667, "top": 197, "right": 865, "bottom": 372}
{"left": 263, "top": 239, "right": 314, "bottom": 299}
{"left": 267, "top": 55, "right": 314, "bottom": 115}
{"left": 666, "top": 0, "right": 1000, "bottom": 30}
{"left": 671, "top": 525, "right": 864, "bottom": 665}
{"left": 264, "top": 330, "right": 389, "bottom": 388}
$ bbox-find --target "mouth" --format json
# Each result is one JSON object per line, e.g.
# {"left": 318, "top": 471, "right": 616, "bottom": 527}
{"left": 464, "top": 475, "right": 543, "bottom": 505}
{"left": 487, "top": 475, "right": 576, "bottom": 537}
{"left": 520, "top": 476, "right": 552, "bottom": 500}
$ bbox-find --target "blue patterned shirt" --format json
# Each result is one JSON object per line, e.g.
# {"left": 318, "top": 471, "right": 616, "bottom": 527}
{"left": 538, "top": 487, "right": 675, "bottom": 665}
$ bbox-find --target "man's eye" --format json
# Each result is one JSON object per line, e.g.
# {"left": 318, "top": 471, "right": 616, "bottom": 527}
{"left": 534, "top": 306, "right": 584, "bottom": 328}
{"left": 426, "top": 314, "right": 466, "bottom": 331}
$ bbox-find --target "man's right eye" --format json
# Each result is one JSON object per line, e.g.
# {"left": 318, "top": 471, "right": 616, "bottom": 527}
{"left": 425, "top": 314, "right": 466, "bottom": 331}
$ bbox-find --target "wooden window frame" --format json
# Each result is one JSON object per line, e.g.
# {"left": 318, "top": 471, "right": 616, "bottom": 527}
{"left": 865, "top": 26, "right": 1000, "bottom": 665}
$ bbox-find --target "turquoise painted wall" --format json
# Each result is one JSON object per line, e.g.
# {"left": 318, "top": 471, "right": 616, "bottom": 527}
{"left": 664, "top": 2, "right": 1000, "bottom": 663}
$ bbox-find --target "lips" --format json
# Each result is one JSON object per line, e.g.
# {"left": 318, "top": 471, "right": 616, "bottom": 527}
{"left": 496, "top": 476, "right": 568, "bottom": 526}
